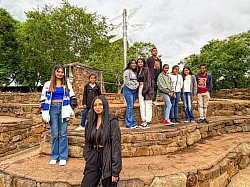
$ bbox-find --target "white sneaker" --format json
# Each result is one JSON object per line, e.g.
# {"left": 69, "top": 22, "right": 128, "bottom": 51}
{"left": 184, "top": 120, "right": 190, "bottom": 123}
{"left": 75, "top": 126, "right": 85, "bottom": 131}
{"left": 49, "top": 160, "right": 57, "bottom": 165}
{"left": 59, "top": 160, "right": 67, "bottom": 166}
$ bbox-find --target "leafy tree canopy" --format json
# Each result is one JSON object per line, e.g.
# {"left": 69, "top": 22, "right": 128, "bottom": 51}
{"left": 180, "top": 31, "right": 250, "bottom": 89}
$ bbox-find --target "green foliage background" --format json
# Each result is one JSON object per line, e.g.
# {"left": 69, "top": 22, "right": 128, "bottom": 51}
{"left": 180, "top": 31, "right": 250, "bottom": 90}
{"left": 0, "top": 1, "right": 249, "bottom": 92}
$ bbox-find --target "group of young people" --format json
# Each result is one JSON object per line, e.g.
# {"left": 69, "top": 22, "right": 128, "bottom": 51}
{"left": 39, "top": 47, "right": 213, "bottom": 186}
{"left": 40, "top": 65, "right": 122, "bottom": 187}
{"left": 123, "top": 47, "right": 213, "bottom": 128}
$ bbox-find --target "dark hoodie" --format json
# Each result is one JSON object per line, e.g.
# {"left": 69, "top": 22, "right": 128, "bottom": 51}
{"left": 84, "top": 114, "right": 122, "bottom": 178}
{"left": 82, "top": 83, "right": 101, "bottom": 108}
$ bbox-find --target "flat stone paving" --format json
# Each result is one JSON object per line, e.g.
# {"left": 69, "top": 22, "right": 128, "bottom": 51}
{"left": 228, "top": 164, "right": 250, "bottom": 187}
{"left": 1, "top": 132, "right": 250, "bottom": 186}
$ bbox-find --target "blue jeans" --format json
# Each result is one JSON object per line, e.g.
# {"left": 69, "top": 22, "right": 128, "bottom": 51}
{"left": 80, "top": 108, "right": 90, "bottom": 127}
{"left": 123, "top": 86, "right": 137, "bottom": 128}
{"left": 162, "top": 93, "right": 172, "bottom": 120}
{"left": 182, "top": 92, "right": 195, "bottom": 121}
{"left": 49, "top": 102, "right": 69, "bottom": 160}
{"left": 170, "top": 92, "right": 181, "bottom": 119}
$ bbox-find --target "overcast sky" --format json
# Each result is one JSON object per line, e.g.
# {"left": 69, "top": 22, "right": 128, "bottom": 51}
{"left": 1, "top": 0, "right": 250, "bottom": 66}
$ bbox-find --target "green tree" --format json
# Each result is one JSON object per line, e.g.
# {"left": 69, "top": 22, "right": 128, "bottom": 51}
{"left": 0, "top": 8, "right": 20, "bottom": 89}
{"left": 180, "top": 31, "right": 250, "bottom": 89}
{"left": 17, "top": 1, "right": 110, "bottom": 91}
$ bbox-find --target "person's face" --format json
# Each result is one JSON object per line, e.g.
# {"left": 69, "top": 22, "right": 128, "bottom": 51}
{"left": 55, "top": 68, "right": 64, "bottom": 79}
{"left": 93, "top": 98, "right": 103, "bottom": 115}
{"left": 89, "top": 75, "right": 96, "bottom": 84}
{"left": 130, "top": 60, "right": 137, "bottom": 70}
{"left": 200, "top": 66, "right": 207, "bottom": 74}
{"left": 151, "top": 49, "right": 158, "bottom": 57}
{"left": 172, "top": 67, "right": 179, "bottom": 75}
{"left": 163, "top": 66, "right": 169, "bottom": 73}
{"left": 183, "top": 68, "right": 190, "bottom": 75}
{"left": 137, "top": 59, "right": 144, "bottom": 68}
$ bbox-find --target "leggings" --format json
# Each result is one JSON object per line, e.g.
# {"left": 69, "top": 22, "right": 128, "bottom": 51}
{"left": 81, "top": 148, "right": 117, "bottom": 187}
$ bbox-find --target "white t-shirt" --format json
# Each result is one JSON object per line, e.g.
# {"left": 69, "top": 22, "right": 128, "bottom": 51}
{"left": 183, "top": 75, "right": 191, "bottom": 92}
{"left": 170, "top": 74, "right": 183, "bottom": 92}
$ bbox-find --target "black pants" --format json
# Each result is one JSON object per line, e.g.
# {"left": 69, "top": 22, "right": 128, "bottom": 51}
{"left": 81, "top": 148, "right": 117, "bottom": 187}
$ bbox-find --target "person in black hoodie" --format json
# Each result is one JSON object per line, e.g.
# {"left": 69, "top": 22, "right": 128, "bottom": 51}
{"left": 75, "top": 74, "right": 102, "bottom": 131}
{"left": 81, "top": 95, "right": 122, "bottom": 187}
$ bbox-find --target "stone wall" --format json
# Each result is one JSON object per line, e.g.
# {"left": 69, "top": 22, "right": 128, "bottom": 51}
{"left": 0, "top": 118, "right": 45, "bottom": 157}
{"left": 40, "top": 117, "right": 250, "bottom": 158}
{"left": 213, "top": 88, "right": 250, "bottom": 100}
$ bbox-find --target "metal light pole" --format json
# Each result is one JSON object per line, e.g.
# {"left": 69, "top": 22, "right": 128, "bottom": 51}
{"left": 123, "top": 9, "right": 127, "bottom": 69}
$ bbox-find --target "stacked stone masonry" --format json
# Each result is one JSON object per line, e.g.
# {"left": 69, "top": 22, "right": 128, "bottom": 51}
{"left": 213, "top": 88, "right": 250, "bottom": 100}
{"left": 40, "top": 117, "right": 250, "bottom": 158}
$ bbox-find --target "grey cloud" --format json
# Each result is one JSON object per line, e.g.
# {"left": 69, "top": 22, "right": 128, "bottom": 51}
{"left": 1, "top": 0, "right": 250, "bottom": 67}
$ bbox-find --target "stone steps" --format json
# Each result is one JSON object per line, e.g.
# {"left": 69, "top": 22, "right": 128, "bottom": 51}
{"left": 1, "top": 132, "right": 250, "bottom": 187}
{"left": 40, "top": 115, "right": 250, "bottom": 158}
{"left": 1, "top": 99, "right": 250, "bottom": 128}
{"left": 0, "top": 116, "right": 45, "bottom": 157}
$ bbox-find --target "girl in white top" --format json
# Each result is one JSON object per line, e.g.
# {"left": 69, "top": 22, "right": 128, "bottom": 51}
{"left": 169, "top": 65, "right": 183, "bottom": 123}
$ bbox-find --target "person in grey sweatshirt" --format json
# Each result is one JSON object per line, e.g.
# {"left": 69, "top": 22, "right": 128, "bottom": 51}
{"left": 157, "top": 64, "right": 175, "bottom": 126}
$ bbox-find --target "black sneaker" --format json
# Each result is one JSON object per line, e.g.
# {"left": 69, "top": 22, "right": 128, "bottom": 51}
{"left": 197, "top": 119, "right": 204, "bottom": 123}
{"left": 170, "top": 118, "right": 176, "bottom": 123}
{"left": 175, "top": 118, "right": 181, "bottom": 123}
{"left": 203, "top": 118, "right": 209, "bottom": 123}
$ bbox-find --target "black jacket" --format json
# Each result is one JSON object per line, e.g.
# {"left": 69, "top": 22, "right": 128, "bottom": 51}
{"left": 84, "top": 114, "right": 122, "bottom": 178}
{"left": 82, "top": 83, "right": 101, "bottom": 108}
{"left": 146, "top": 56, "right": 162, "bottom": 79}
{"left": 138, "top": 67, "right": 154, "bottom": 100}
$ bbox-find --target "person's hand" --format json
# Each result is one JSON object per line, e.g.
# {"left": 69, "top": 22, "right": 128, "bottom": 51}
{"left": 83, "top": 104, "right": 87, "bottom": 109}
{"left": 112, "top": 176, "right": 119, "bottom": 183}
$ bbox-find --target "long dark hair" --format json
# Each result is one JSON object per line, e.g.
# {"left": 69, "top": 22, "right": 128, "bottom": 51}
{"left": 49, "top": 64, "right": 69, "bottom": 92}
{"left": 124, "top": 58, "right": 137, "bottom": 72}
{"left": 181, "top": 66, "right": 193, "bottom": 79}
{"left": 136, "top": 58, "right": 146, "bottom": 73}
{"left": 86, "top": 95, "right": 110, "bottom": 146}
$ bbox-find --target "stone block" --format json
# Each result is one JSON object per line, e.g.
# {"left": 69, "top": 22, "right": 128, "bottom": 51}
{"left": 134, "top": 146, "right": 150, "bottom": 156}
{"left": 121, "top": 134, "right": 134, "bottom": 143}
{"left": 233, "top": 119, "right": 245, "bottom": 124}
{"left": 13, "top": 178, "right": 36, "bottom": 187}
{"left": 219, "top": 158, "right": 230, "bottom": 174}
{"left": 0, "top": 173, "right": 13, "bottom": 187}
{"left": 151, "top": 145, "right": 166, "bottom": 155}
{"left": 239, "top": 156, "right": 250, "bottom": 170}
{"left": 186, "top": 172, "right": 198, "bottom": 187}
{"left": 198, "top": 169, "right": 212, "bottom": 181}
{"left": 243, "top": 125, "right": 250, "bottom": 132}
{"left": 226, "top": 161, "right": 238, "bottom": 177}
{"left": 187, "top": 129, "right": 201, "bottom": 146}
{"left": 209, "top": 172, "right": 229, "bottom": 187}
{"left": 238, "top": 142, "right": 250, "bottom": 156}
{"left": 0, "top": 132, "right": 11, "bottom": 142}
{"left": 134, "top": 134, "right": 145, "bottom": 142}
{"left": 150, "top": 173, "right": 187, "bottom": 187}
{"left": 69, "top": 145, "right": 83, "bottom": 158}
{"left": 30, "top": 124, "right": 45, "bottom": 134}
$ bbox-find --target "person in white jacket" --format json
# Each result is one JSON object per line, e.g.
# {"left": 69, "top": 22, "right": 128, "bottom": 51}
{"left": 40, "top": 65, "right": 77, "bottom": 166}
{"left": 170, "top": 65, "right": 183, "bottom": 123}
